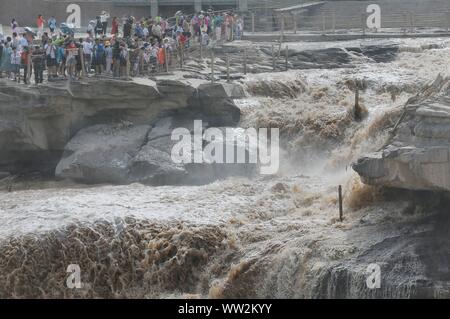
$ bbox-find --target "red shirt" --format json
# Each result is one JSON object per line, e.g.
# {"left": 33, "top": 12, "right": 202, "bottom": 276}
{"left": 37, "top": 17, "right": 44, "bottom": 28}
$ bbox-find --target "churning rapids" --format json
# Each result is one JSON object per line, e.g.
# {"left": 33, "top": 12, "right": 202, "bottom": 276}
{"left": 1, "top": 38, "right": 450, "bottom": 298}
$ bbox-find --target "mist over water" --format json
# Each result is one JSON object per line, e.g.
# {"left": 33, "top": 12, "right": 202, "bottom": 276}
{"left": 1, "top": 38, "right": 449, "bottom": 298}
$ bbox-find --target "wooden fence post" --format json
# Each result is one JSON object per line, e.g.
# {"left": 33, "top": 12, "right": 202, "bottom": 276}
{"left": 126, "top": 49, "right": 130, "bottom": 79}
{"left": 332, "top": 12, "right": 336, "bottom": 33}
{"left": 271, "top": 44, "right": 275, "bottom": 71}
{"left": 280, "top": 13, "right": 285, "bottom": 42}
{"left": 211, "top": 49, "right": 215, "bottom": 83}
{"left": 243, "top": 48, "right": 247, "bottom": 75}
{"left": 293, "top": 13, "right": 297, "bottom": 34}
{"left": 79, "top": 48, "right": 85, "bottom": 78}
{"left": 285, "top": 45, "right": 288, "bottom": 71}
{"left": 362, "top": 13, "right": 366, "bottom": 35}
{"left": 252, "top": 12, "right": 255, "bottom": 33}
{"left": 322, "top": 13, "right": 326, "bottom": 35}
{"left": 226, "top": 55, "right": 230, "bottom": 83}
{"left": 165, "top": 46, "right": 169, "bottom": 73}
{"left": 338, "top": 185, "right": 343, "bottom": 222}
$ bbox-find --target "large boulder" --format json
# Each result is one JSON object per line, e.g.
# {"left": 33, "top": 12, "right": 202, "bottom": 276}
{"left": 55, "top": 123, "right": 151, "bottom": 184}
{"left": 353, "top": 75, "right": 450, "bottom": 191}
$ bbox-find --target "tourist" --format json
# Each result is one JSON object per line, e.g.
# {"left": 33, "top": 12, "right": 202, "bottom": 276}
{"left": 45, "top": 39, "right": 57, "bottom": 80}
{"left": 112, "top": 40, "right": 121, "bottom": 77}
{"left": 11, "top": 19, "right": 19, "bottom": 34}
{"left": 48, "top": 16, "right": 57, "bottom": 34}
{"left": 92, "top": 38, "right": 105, "bottom": 75}
{"left": 123, "top": 17, "right": 133, "bottom": 38}
{"left": 37, "top": 15, "right": 46, "bottom": 38}
{"left": 20, "top": 46, "right": 30, "bottom": 84}
{"left": 119, "top": 43, "right": 128, "bottom": 77}
{"left": 111, "top": 17, "right": 119, "bottom": 36}
{"left": 65, "top": 40, "right": 78, "bottom": 80}
{"left": 87, "top": 20, "right": 96, "bottom": 38}
{"left": 213, "top": 13, "right": 224, "bottom": 41}
{"left": 95, "top": 16, "right": 103, "bottom": 37}
{"left": 11, "top": 46, "right": 21, "bottom": 82}
{"left": 31, "top": 45, "right": 45, "bottom": 84}
{"left": 0, "top": 40, "right": 13, "bottom": 79}
{"left": 82, "top": 38, "right": 93, "bottom": 73}
{"left": 105, "top": 41, "right": 113, "bottom": 74}
{"left": 100, "top": 11, "right": 110, "bottom": 35}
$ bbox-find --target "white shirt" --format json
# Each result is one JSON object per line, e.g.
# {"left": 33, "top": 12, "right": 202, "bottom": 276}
{"left": 100, "top": 13, "right": 110, "bottom": 23}
{"left": 45, "top": 43, "right": 56, "bottom": 58}
{"left": 83, "top": 42, "right": 93, "bottom": 55}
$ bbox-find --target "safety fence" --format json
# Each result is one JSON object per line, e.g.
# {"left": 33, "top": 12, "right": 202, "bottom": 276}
{"left": 243, "top": 9, "right": 450, "bottom": 34}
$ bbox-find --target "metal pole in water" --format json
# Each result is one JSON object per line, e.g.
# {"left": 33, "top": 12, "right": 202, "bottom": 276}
{"left": 338, "top": 185, "right": 343, "bottom": 222}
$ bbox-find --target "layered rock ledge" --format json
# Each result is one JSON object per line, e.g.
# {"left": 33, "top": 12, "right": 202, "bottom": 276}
{"left": 0, "top": 78, "right": 247, "bottom": 184}
{"left": 353, "top": 75, "right": 450, "bottom": 191}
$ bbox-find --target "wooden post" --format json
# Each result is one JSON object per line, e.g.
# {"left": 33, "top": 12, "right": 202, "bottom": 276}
{"left": 338, "top": 185, "right": 343, "bottom": 222}
{"left": 79, "top": 48, "right": 85, "bottom": 78}
{"left": 271, "top": 44, "right": 275, "bottom": 71}
{"left": 362, "top": 13, "right": 366, "bottom": 35}
{"left": 226, "top": 55, "right": 230, "bottom": 83}
{"left": 126, "top": 49, "right": 130, "bottom": 79}
{"left": 409, "top": 13, "right": 414, "bottom": 33}
{"left": 211, "top": 49, "right": 215, "bottom": 83}
{"left": 285, "top": 45, "right": 288, "bottom": 71}
{"left": 27, "top": 52, "right": 31, "bottom": 83}
{"left": 165, "top": 46, "right": 169, "bottom": 73}
{"left": 332, "top": 12, "right": 336, "bottom": 33}
{"left": 280, "top": 13, "right": 285, "bottom": 42}
{"left": 404, "top": 13, "right": 408, "bottom": 34}
{"left": 447, "top": 12, "right": 450, "bottom": 32}
{"left": 322, "top": 13, "right": 326, "bottom": 35}
{"left": 252, "top": 12, "right": 255, "bottom": 33}
{"left": 293, "top": 13, "right": 297, "bottom": 34}
{"left": 243, "top": 48, "right": 247, "bottom": 75}
{"left": 355, "top": 87, "right": 360, "bottom": 110}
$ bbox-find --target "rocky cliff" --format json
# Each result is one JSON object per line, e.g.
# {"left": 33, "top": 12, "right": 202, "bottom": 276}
{"left": 353, "top": 74, "right": 450, "bottom": 191}
{"left": 0, "top": 78, "right": 247, "bottom": 185}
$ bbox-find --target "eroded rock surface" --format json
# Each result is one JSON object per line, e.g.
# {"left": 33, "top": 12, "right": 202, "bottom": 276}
{"left": 353, "top": 75, "right": 450, "bottom": 191}
{"left": 0, "top": 78, "right": 244, "bottom": 184}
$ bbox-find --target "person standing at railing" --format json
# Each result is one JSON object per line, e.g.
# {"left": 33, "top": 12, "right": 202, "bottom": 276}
{"left": 105, "top": 41, "right": 113, "bottom": 75}
{"left": 20, "top": 46, "right": 30, "bottom": 84}
{"left": 235, "top": 15, "right": 244, "bottom": 40}
{"left": 112, "top": 40, "right": 121, "bottom": 77}
{"left": 37, "top": 15, "right": 46, "bottom": 38}
{"left": 11, "top": 19, "right": 19, "bottom": 34}
{"left": 82, "top": 38, "right": 93, "bottom": 74}
{"left": 100, "top": 11, "right": 110, "bottom": 35}
{"left": 213, "top": 13, "right": 224, "bottom": 41}
{"left": 11, "top": 46, "right": 21, "bottom": 82}
{"left": 31, "top": 45, "right": 45, "bottom": 84}
{"left": 65, "top": 40, "right": 78, "bottom": 80}
{"left": 224, "top": 13, "right": 234, "bottom": 41}
{"left": 48, "top": 16, "right": 57, "bottom": 35}
{"left": 45, "top": 39, "right": 57, "bottom": 80}
{"left": 111, "top": 17, "right": 119, "bottom": 37}
{"left": 92, "top": 38, "right": 105, "bottom": 75}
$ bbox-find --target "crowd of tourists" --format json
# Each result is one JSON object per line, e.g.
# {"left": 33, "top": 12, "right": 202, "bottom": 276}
{"left": 0, "top": 9, "right": 244, "bottom": 84}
